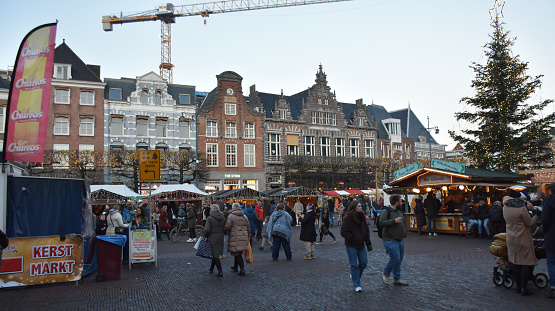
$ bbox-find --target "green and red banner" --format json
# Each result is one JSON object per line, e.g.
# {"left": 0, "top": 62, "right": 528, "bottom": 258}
{"left": 3, "top": 23, "right": 57, "bottom": 163}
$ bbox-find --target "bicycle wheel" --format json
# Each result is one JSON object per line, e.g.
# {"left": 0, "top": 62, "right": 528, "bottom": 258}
{"left": 534, "top": 273, "right": 549, "bottom": 289}
{"left": 170, "top": 227, "right": 182, "bottom": 243}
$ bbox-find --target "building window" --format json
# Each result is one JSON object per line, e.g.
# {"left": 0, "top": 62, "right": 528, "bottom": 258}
{"left": 244, "top": 144, "right": 255, "bottom": 167}
{"left": 53, "top": 144, "right": 69, "bottom": 168}
{"left": 206, "top": 121, "right": 218, "bottom": 137}
{"left": 279, "top": 109, "right": 287, "bottom": 120}
{"left": 268, "top": 133, "right": 281, "bottom": 157}
{"left": 136, "top": 116, "right": 148, "bottom": 136}
{"left": 79, "top": 144, "right": 95, "bottom": 168}
{"left": 54, "top": 88, "right": 69, "bottom": 104}
{"left": 79, "top": 90, "right": 94, "bottom": 106}
{"left": 0, "top": 107, "right": 4, "bottom": 133}
{"left": 287, "top": 134, "right": 298, "bottom": 155}
{"left": 225, "top": 103, "right": 236, "bottom": 115}
{"left": 364, "top": 140, "right": 375, "bottom": 158}
{"left": 318, "top": 98, "right": 322, "bottom": 105}
{"left": 79, "top": 117, "right": 94, "bottom": 136}
{"left": 242, "top": 179, "right": 257, "bottom": 191}
{"left": 318, "top": 112, "right": 323, "bottom": 124}
{"left": 141, "top": 89, "right": 149, "bottom": 104}
{"left": 405, "top": 145, "right": 411, "bottom": 159}
{"left": 155, "top": 90, "right": 162, "bottom": 105}
{"left": 225, "top": 122, "right": 236, "bottom": 138}
{"left": 336, "top": 138, "right": 345, "bottom": 156}
{"left": 109, "top": 88, "right": 122, "bottom": 100}
{"left": 204, "top": 180, "right": 221, "bottom": 192}
{"left": 179, "top": 94, "right": 190, "bottom": 105}
{"left": 311, "top": 112, "right": 317, "bottom": 124}
{"left": 111, "top": 116, "right": 123, "bottom": 136}
{"left": 349, "top": 138, "right": 359, "bottom": 157}
{"left": 156, "top": 118, "right": 167, "bottom": 137}
{"left": 244, "top": 123, "right": 254, "bottom": 139}
{"left": 305, "top": 136, "right": 315, "bottom": 156}
{"left": 382, "top": 143, "right": 390, "bottom": 158}
{"left": 225, "top": 144, "right": 237, "bottom": 167}
{"left": 179, "top": 120, "right": 190, "bottom": 138}
{"left": 358, "top": 117, "right": 365, "bottom": 127}
{"left": 54, "top": 116, "right": 69, "bottom": 135}
{"left": 53, "top": 64, "right": 71, "bottom": 79}
{"left": 206, "top": 143, "right": 218, "bottom": 167}
{"left": 332, "top": 114, "right": 337, "bottom": 126}
{"left": 320, "top": 137, "right": 330, "bottom": 157}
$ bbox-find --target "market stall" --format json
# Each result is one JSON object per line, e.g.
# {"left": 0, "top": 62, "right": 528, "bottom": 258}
{"left": 386, "top": 160, "right": 530, "bottom": 235}
{"left": 150, "top": 184, "right": 209, "bottom": 226}
{"left": 90, "top": 185, "right": 144, "bottom": 215}
{"left": 208, "top": 188, "right": 268, "bottom": 211}
{"left": 269, "top": 186, "right": 322, "bottom": 208}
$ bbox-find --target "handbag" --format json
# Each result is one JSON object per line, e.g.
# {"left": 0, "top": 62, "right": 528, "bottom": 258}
{"left": 245, "top": 241, "right": 253, "bottom": 264}
{"left": 110, "top": 215, "right": 125, "bottom": 235}
{"left": 195, "top": 237, "right": 212, "bottom": 259}
{"left": 321, "top": 225, "right": 329, "bottom": 235}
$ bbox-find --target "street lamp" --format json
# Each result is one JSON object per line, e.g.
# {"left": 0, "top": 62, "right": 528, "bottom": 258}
{"left": 423, "top": 116, "right": 439, "bottom": 164}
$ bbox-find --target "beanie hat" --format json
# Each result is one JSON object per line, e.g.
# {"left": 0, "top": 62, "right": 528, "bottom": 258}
{"left": 509, "top": 189, "right": 521, "bottom": 199}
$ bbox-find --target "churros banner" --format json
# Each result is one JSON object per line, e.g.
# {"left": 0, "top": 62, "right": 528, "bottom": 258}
{"left": 4, "top": 23, "right": 57, "bottom": 163}
{"left": 0, "top": 235, "right": 83, "bottom": 287}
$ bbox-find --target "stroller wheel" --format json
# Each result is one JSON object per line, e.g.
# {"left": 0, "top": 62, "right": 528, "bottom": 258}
{"left": 503, "top": 275, "right": 514, "bottom": 289}
{"left": 493, "top": 272, "right": 503, "bottom": 286}
{"left": 533, "top": 273, "right": 549, "bottom": 288}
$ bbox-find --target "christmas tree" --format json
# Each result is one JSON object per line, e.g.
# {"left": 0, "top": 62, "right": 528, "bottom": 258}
{"left": 449, "top": 20, "right": 554, "bottom": 172}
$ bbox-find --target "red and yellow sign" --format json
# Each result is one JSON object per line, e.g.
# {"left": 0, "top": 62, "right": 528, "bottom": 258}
{"left": 0, "top": 235, "right": 83, "bottom": 287}
{"left": 4, "top": 23, "right": 57, "bottom": 163}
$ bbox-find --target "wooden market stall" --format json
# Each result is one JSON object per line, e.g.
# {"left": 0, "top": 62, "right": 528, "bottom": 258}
{"left": 150, "top": 184, "right": 209, "bottom": 226}
{"left": 208, "top": 187, "right": 268, "bottom": 212}
{"left": 90, "top": 185, "right": 144, "bottom": 216}
{"left": 386, "top": 162, "right": 529, "bottom": 235}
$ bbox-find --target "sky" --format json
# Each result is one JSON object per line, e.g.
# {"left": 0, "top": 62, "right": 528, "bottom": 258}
{"left": 1, "top": 0, "right": 554, "bottom": 149}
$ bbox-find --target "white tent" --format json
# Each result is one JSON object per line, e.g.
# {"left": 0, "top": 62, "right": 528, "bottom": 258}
{"left": 90, "top": 185, "right": 144, "bottom": 199}
{"left": 151, "top": 184, "right": 208, "bottom": 196}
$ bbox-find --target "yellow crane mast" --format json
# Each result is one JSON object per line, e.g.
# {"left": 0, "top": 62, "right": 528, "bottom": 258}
{"left": 103, "top": 0, "right": 351, "bottom": 83}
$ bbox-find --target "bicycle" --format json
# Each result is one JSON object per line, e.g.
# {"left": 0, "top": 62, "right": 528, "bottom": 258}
{"left": 170, "top": 217, "right": 188, "bottom": 242}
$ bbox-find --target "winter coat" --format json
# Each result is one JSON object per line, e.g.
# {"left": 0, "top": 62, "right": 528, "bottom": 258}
{"left": 245, "top": 207, "right": 257, "bottom": 232}
{"left": 424, "top": 196, "right": 441, "bottom": 218}
{"left": 255, "top": 206, "right": 264, "bottom": 221}
{"left": 224, "top": 210, "right": 250, "bottom": 254}
{"left": 378, "top": 207, "right": 407, "bottom": 242}
{"left": 205, "top": 211, "right": 226, "bottom": 258}
{"left": 299, "top": 210, "right": 317, "bottom": 242}
{"left": 476, "top": 204, "right": 490, "bottom": 220}
{"left": 461, "top": 203, "right": 476, "bottom": 223}
{"left": 186, "top": 206, "right": 197, "bottom": 229}
{"left": 159, "top": 210, "right": 170, "bottom": 229}
{"left": 266, "top": 209, "right": 293, "bottom": 242}
{"left": 269, "top": 204, "right": 277, "bottom": 216}
{"left": 95, "top": 216, "right": 107, "bottom": 235}
{"left": 503, "top": 196, "right": 539, "bottom": 266}
{"left": 106, "top": 210, "right": 128, "bottom": 235}
{"left": 294, "top": 202, "right": 304, "bottom": 214}
{"left": 414, "top": 199, "right": 427, "bottom": 228}
{"left": 340, "top": 212, "right": 371, "bottom": 250}
{"left": 542, "top": 193, "right": 555, "bottom": 253}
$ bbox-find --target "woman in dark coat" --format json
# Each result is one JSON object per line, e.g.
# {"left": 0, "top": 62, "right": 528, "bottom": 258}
{"left": 414, "top": 195, "right": 426, "bottom": 235}
{"left": 186, "top": 203, "right": 197, "bottom": 242}
{"left": 299, "top": 204, "right": 317, "bottom": 260}
{"left": 317, "top": 207, "right": 338, "bottom": 244}
{"left": 204, "top": 204, "right": 226, "bottom": 277}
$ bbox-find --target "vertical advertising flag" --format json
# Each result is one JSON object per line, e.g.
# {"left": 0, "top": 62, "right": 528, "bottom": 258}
{"left": 3, "top": 23, "right": 57, "bottom": 163}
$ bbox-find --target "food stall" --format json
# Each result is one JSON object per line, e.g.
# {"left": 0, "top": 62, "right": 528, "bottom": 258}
{"left": 208, "top": 188, "right": 268, "bottom": 211}
{"left": 150, "top": 184, "right": 208, "bottom": 225}
{"left": 386, "top": 160, "right": 530, "bottom": 235}
{"left": 90, "top": 185, "right": 144, "bottom": 216}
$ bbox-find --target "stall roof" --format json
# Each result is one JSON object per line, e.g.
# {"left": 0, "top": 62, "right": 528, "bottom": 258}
{"left": 269, "top": 186, "right": 321, "bottom": 198}
{"left": 151, "top": 184, "right": 208, "bottom": 196}
{"left": 90, "top": 185, "right": 144, "bottom": 199}
{"left": 389, "top": 167, "right": 528, "bottom": 187}
{"left": 209, "top": 188, "right": 268, "bottom": 200}
{"left": 323, "top": 190, "right": 376, "bottom": 196}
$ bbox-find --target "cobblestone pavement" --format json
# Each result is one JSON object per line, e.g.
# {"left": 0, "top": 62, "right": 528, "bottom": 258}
{"left": 0, "top": 224, "right": 553, "bottom": 311}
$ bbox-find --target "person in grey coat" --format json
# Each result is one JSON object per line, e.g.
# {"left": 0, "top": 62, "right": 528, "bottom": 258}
{"left": 204, "top": 204, "right": 226, "bottom": 277}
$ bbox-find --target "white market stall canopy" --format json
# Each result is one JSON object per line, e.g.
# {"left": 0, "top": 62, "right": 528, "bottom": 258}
{"left": 90, "top": 185, "right": 144, "bottom": 201}
{"left": 150, "top": 184, "right": 208, "bottom": 201}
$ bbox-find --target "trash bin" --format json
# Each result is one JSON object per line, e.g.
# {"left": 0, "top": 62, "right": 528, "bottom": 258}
{"left": 95, "top": 235, "right": 127, "bottom": 281}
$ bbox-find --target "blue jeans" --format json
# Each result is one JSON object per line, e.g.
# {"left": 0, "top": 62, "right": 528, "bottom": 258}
{"left": 427, "top": 217, "right": 437, "bottom": 233}
{"left": 346, "top": 246, "right": 367, "bottom": 288}
{"left": 478, "top": 218, "right": 490, "bottom": 235}
{"left": 383, "top": 240, "right": 405, "bottom": 281}
{"left": 467, "top": 219, "right": 478, "bottom": 232}
{"left": 330, "top": 212, "right": 334, "bottom": 225}
{"left": 547, "top": 250, "right": 555, "bottom": 289}
{"left": 271, "top": 235, "right": 292, "bottom": 261}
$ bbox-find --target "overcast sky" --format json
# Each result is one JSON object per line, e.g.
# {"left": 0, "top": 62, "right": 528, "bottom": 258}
{"left": 2, "top": 0, "right": 554, "bottom": 148}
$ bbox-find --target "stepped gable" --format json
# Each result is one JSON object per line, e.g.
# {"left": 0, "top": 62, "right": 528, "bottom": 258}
{"left": 54, "top": 41, "right": 102, "bottom": 82}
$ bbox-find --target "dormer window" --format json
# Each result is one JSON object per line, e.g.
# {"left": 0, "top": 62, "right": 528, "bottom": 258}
{"left": 141, "top": 89, "right": 149, "bottom": 104}
{"left": 357, "top": 117, "right": 365, "bottom": 127}
{"left": 54, "top": 64, "right": 71, "bottom": 79}
{"left": 279, "top": 109, "right": 287, "bottom": 120}
{"left": 155, "top": 90, "right": 162, "bottom": 105}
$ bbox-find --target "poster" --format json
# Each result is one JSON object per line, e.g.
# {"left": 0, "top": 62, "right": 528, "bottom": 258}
{"left": 131, "top": 229, "right": 154, "bottom": 260}
{"left": 0, "top": 235, "right": 83, "bottom": 287}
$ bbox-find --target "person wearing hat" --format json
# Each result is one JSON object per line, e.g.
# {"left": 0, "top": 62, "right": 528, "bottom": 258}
{"left": 541, "top": 183, "right": 555, "bottom": 298}
{"left": 299, "top": 203, "right": 317, "bottom": 260}
{"left": 503, "top": 189, "right": 540, "bottom": 296}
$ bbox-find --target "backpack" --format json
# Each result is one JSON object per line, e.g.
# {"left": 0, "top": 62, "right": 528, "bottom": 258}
{"left": 377, "top": 207, "right": 392, "bottom": 239}
{"left": 490, "top": 205, "right": 504, "bottom": 223}
{"left": 0, "top": 229, "right": 10, "bottom": 249}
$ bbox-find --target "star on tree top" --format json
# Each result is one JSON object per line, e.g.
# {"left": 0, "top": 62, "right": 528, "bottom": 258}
{"left": 489, "top": 0, "right": 505, "bottom": 24}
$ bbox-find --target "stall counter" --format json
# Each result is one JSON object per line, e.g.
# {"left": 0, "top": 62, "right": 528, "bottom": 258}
{"left": 405, "top": 213, "right": 468, "bottom": 235}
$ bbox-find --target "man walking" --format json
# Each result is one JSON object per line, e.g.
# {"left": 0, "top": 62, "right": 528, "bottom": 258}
{"left": 542, "top": 183, "right": 555, "bottom": 298}
{"left": 379, "top": 194, "right": 408, "bottom": 286}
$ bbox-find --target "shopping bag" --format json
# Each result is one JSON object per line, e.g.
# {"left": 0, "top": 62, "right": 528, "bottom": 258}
{"left": 195, "top": 237, "right": 212, "bottom": 259}
{"left": 245, "top": 241, "right": 254, "bottom": 264}
{"left": 193, "top": 237, "right": 202, "bottom": 250}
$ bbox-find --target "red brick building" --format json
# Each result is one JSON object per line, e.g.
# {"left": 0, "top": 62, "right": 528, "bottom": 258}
{"left": 197, "top": 71, "right": 266, "bottom": 192}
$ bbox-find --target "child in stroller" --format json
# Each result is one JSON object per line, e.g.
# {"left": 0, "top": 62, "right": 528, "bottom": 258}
{"left": 490, "top": 233, "right": 549, "bottom": 289}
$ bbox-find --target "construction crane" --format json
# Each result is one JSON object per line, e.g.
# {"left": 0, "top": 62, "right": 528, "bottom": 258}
{"left": 102, "top": 0, "right": 351, "bottom": 83}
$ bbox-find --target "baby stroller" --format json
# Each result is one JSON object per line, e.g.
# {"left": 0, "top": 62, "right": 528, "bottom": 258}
{"left": 490, "top": 233, "right": 549, "bottom": 289}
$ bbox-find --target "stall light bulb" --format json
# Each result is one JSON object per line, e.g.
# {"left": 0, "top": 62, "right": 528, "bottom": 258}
{"left": 442, "top": 186, "right": 447, "bottom": 191}
{"left": 412, "top": 188, "right": 420, "bottom": 193}
{"left": 426, "top": 187, "right": 432, "bottom": 192}
{"left": 459, "top": 185, "right": 464, "bottom": 190}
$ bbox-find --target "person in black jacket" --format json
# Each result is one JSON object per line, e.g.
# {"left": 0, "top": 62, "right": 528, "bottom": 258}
{"left": 414, "top": 195, "right": 426, "bottom": 235}
{"left": 299, "top": 204, "right": 317, "bottom": 260}
{"left": 476, "top": 200, "right": 491, "bottom": 239}
{"left": 424, "top": 192, "right": 441, "bottom": 236}
{"left": 340, "top": 200, "right": 372, "bottom": 292}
